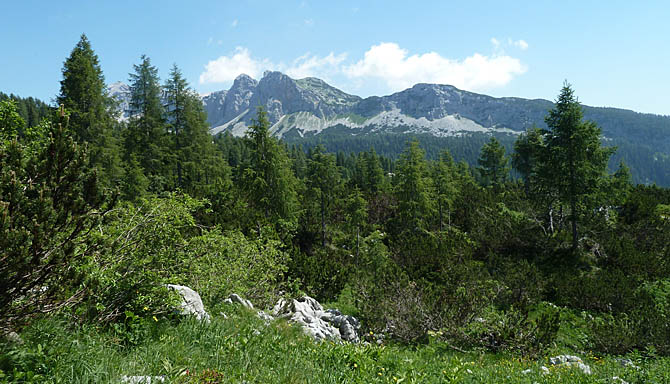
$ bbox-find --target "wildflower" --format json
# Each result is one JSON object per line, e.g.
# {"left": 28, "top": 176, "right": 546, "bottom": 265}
{"left": 153, "top": 316, "right": 158, "bottom": 322}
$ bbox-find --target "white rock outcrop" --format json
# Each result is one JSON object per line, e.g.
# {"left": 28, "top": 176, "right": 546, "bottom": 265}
{"left": 272, "top": 296, "right": 360, "bottom": 343}
{"left": 166, "top": 284, "right": 210, "bottom": 323}
{"left": 549, "top": 355, "right": 591, "bottom": 375}
{"left": 223, "top": 293, "right": 254, "bottom": 309}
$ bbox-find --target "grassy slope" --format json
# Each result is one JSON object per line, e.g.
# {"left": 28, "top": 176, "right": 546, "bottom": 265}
{"left": 2, "top": 308, "right": 669, "bottom": 383}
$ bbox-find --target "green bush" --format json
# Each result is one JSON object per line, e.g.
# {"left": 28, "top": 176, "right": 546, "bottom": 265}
{"left": 79, "top": 194, "right": 290, "bottom": 323}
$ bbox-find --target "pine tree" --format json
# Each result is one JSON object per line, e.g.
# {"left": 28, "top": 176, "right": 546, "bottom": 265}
{"left": 477, "top": 136, "right": 510, "bottom": 189}
{"left": 57, "top": 34, "right": 122, "bottom": 186}
{"left": 241, "top": 107, "right": 298, "bottom": 234}
{"left": 540, "top": 82, "right": 615, "bottom": 250}
{"left": 432, "top": 150, "right": 458, "bottom": 230}
{"left": 512, "top": 126, "right": 543, "bottom": 195}
{"left": 345, "top": 187, "right": 367, "bottom": 259}
{"left": 306, "top": 144, "right": 341, "bottom": 247}
{"left": 163, "top": 64, "right": 227, "bottom": 196}
{"left": 124, "top": 55, "right": 169, "bottom": 192}
{"left": 1, "top": 104, "right": 109, "bottom": 324}
{"left": 394, "top": 140, "right": 433, "bottom": 232}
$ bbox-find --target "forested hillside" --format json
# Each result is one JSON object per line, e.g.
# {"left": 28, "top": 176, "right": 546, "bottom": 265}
{"left": 2, "top": 35, "right": 670, "bottom": 382}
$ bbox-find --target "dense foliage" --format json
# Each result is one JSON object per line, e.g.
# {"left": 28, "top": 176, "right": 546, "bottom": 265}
{"left": 2, "top": 36, "right": 670, "bottom": 382}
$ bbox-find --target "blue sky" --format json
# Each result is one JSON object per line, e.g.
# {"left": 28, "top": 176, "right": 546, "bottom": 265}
{"left": 1, "top": 0, "right": 669, "bottom": 115}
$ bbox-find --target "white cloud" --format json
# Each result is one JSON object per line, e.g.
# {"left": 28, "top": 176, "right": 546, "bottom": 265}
{"left": 304, "top": 18, "right": 314, "bottom": 27}
{"left": 231, "top": 19, "right": 238, "bottom": 28}
{"left": 199, "top": 43, "right": 527, "bottom": 93}
{"left": 284, "top": 52, "right": 347, "bottom": 79}
{"left": 491, "top": 38, "right": 500, "bottom": 49}
{"left": 513, "top": 39, "right": 529, "bottom": 50}
{"left": 199, "top": 47, "right": 271, "bottom": 84}
{"left": 199, "top": 48, "right": 345, "bottom": 84}
{"left": 343, "top": 42, "right": 527, "bottom": 92}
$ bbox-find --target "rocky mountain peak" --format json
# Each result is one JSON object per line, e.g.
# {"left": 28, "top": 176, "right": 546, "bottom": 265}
{"left": 232, "top": 73, "right": 257, "bottom": 89}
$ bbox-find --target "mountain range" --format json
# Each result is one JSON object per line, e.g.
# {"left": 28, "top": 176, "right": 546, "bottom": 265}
{"left": 108, "top": 71, "right": 670, "bottom": 185}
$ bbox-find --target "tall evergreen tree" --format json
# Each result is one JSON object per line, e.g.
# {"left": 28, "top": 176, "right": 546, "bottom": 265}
{"left": 124, "top": 55, "right": 169, "bottom": 192}
{"left": 477, "top": 136, "right": 510, "bottom": 189}
{"left": 57, "top": 34, "right": 122, "bottom": 185}
{"left": 432, "top": 150, "right": 458, "bottom": 230}
{"left": 163, "top": 64, "right": 227, "bottom": 196}
{"left": 306, "top": 144, "right": 341, "bottom": 247}
{"left": 241, "top": 107, "right": 298, "bottom": 234}
{"left": 394, "top": 140, "right": 433, "bottom": 232}
{"left": 540, "top": 82, "right": 615, "bottom": 250}
{"left": 512, "top": 126, "right": 543, "bottom": 194}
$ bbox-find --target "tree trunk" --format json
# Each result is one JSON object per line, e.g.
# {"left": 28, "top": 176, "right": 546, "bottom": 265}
{"left": 356, "top": 225, "right": 360, "bottom": 260}
{"left": 321, "top": 192, "right": 326, "bottom": 247}
{"left": 571, "top": 200, "right": 578, "bottom": 251}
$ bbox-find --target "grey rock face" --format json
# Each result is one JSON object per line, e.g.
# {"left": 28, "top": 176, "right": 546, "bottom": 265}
{"left": 222, "top": 293, "right": 275, "bottom": 323}
{"left": 166, "top": 284, "right": 210, "bottom": 323}
{"left": 549, "top": 355, "right": 592, "bottom": 375}
{"left": 272, "top": 296, "right": 360, "bottom": 343}
{"left": 4, "top": 331, "right": 23, "bottom": 344}
{"left": 223, "top": 293, "right": 254, "bottom": 309}
{"left": 108, "top": 81, "right": 131, "bottom": 121}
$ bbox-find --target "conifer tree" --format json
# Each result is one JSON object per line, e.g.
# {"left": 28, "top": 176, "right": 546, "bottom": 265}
{"left": 57, "top": 34, "right": 122, "bottom": 185}
{"left": 306, "top": 144, "right": 341, "bottom": 247}
{"left": 539, "top": 82, "right": 615, "bottom": 250}
{"left": 512, "top": 126, "right": 543, "bottom": 194}
{"left": 1, "top": 104, "right": 109, "bottom": 324}
{"left": 241, "top": 107, "right": 298, "bottom": 234}
{"left": 345, "top": 187, "right": 367, "bottom": 259}
{"left": 163, "top": 64, "right": 227, "bottom": 196}
{"left": 124, "top": 55, "right": 169, "bottom": 192}
{"left": 394, "top": 140, "right": 433, "bottom": 232}
{"left": 477, "top": 136, "right": 510, "bottom": 189}
{"left": 432, "top": 150, "right": 458, "bottom": 230}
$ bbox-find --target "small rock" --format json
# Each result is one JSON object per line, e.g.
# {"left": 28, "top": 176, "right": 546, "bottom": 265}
{"left": 224, "top": 293, "right": 254, "bottom": 309}
{"left": 540, "top": 366, "right": 550, "bottom": 375}
{"left": 4, "top": 331, "right": 23, "bottom": 344}
{"left": 256, "top": 310, "right": 274, "bottom": 323}
{"left": 616, "top": 358, "right": 639, "bottom": 369}
{"left": 521, "top": 369, "right": 532, "bottom": 375}
{"left": 166, "top": 284, "right": 210, "bottom": 323}
{"left": 549, "top": 355, "right": 591, "bottom": 375}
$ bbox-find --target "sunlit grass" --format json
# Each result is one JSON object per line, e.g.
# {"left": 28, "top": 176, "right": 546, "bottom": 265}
{"left": 2, "top": 309, "right": 669, "bottom": 383}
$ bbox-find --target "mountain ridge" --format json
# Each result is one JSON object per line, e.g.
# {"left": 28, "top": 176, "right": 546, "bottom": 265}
{"left": 107, "top": 72, "right": 670, "bottom": 185}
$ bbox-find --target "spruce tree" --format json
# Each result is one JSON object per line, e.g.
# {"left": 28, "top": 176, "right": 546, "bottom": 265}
{"left": 477, "top": 136, "right": 510, "bottom": 189}
{"left": 512, "top": 126, "right": 543, "bottom": 194}
{"left": 540, "top": 82, "right": 615, "bottom": 250}
{"left": 57, "top": 34, "right": 122, "bottom": 186}
{"left": 241, "top": 107, "right": 298, "bottom": 234}
{"left": 394, "top": 140, "right": 433, "bottom": 232}
{"left": 163, "top": 64, "right": 227, "bottom": 195}
{"left": 432, "top": 150, "right": 458, "bottom": 230}
{"left": 124, "top": 55, "right": 169, "bottom": 192}
{"left": 306, "top": 144, "right": 341, "bottom": 247}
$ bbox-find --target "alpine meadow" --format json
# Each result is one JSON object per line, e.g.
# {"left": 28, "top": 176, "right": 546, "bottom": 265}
{"left": 2, "top": 2, "right": 670, "bottom": 383}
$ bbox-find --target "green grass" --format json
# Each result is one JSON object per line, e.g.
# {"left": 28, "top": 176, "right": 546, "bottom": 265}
{"left": 2, "top": 308, "right": 669, "bottom": 383}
